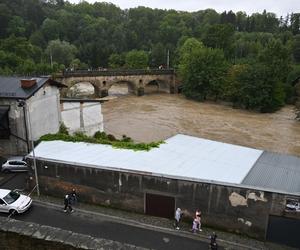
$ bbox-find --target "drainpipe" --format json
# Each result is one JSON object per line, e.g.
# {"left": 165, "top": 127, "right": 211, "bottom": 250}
{"left": 22, "top": 105, "right": 30, "bottom": 153}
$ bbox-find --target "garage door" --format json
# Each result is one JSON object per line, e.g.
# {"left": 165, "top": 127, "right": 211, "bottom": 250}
{"left": 267, "top": 215, "right": 300, "bottom": 248}
{"left": 145, "top": 193, "right": 175, "bottom": 218}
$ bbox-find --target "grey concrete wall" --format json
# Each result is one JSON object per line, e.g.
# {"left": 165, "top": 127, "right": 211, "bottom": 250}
{"left": 30, "top": 159, "right": 300, "bottom": 240}
{"left": 0, "top": 217, "right": 147, "bottom": 250}
{"left": 61, "top": 102, "right": 104, "bottom": 136}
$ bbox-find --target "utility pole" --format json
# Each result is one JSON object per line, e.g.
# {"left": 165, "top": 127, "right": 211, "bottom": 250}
{"left": 18, "top": 100, "right": 40, "bottom": 196}
{"left": 167, "top": 49, "right": 170, "bottom": 69}
{"left": 50, "top": 47, "right": 53, "bottom": 68}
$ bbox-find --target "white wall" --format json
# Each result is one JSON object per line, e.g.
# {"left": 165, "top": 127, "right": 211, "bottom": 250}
{"left": 61, "top": 102, "right": 103, "bottom": 136}
{"left": 27, "top": 85, "right": 61, "bottom": 140}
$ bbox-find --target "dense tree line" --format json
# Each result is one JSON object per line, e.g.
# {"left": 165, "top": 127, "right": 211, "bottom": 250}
{"left": 0, "top": 0, "right": 300, "bottom": 112}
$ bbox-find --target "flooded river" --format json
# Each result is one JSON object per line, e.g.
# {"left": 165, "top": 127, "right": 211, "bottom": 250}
{"left": 102, "top": 93, "right": 300, "bottom": 157}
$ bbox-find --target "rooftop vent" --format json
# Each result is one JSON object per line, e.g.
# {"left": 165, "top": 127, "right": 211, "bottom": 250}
{"left": 20, "top": 79, "right": 37, "bottom": 89}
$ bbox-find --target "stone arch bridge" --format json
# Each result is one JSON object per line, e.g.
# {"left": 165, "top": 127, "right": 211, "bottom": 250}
{"left": 55, "top": 69, "right": 177, "bottom": 98}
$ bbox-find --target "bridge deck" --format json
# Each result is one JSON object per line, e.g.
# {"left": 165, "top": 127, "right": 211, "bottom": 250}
{"left": 60, "top": 69, "right": 175, "bottom": 77}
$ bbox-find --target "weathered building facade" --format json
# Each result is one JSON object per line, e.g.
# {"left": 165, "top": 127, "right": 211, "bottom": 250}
{"left": 27, "top": 136, "right": 300, "bottom": 247}
{"left": 0, "top": 77, "right": 63, "bottom": 156}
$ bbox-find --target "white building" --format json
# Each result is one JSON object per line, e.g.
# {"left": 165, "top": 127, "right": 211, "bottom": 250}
{"left": 0, "top": 77, "right": 65, "bottom": 156}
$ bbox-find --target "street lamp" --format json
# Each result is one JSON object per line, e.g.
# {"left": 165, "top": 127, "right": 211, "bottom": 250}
{"left": 18, "top": 100, "right": 40, "bottom": 196}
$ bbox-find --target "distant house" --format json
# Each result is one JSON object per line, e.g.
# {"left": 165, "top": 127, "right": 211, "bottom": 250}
{"left": 0, "top": 76, "right": 65, "bottom": 156}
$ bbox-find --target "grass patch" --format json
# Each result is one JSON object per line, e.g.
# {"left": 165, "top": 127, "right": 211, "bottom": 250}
{"left": 39, "top": 131, "right": 164, "bottom": 151}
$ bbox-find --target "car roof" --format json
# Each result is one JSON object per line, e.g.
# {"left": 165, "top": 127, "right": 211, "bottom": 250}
{"left": 0, "top": 189, "right": 11, "bottom": 198}
{"left": 7, "top": 156, "right": 24, "bottom": 161}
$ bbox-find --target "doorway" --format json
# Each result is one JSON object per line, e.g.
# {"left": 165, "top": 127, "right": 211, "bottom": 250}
{"left": 145, "top": 193, "right": 175, "bottom": 218}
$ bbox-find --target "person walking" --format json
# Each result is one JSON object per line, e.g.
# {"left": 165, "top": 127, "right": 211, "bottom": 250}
{"left": 191, "top": 218, "right": 198, "bottom": 233}
{"left": 174, "top": 208, "right": 182, "bottom": 230}
{"left": 209, "top": 232, "right": 218, "bottom": 249}
{"left": 63, "top": 194, "right": 74, "bottom": 213}
{"left": 195, "top": 209, "right": 202, "bottom": 231}
{"left": 69, "top": 188, "right": 78, "bottom": 206}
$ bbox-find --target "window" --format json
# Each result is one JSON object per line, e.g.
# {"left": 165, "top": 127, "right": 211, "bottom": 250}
{"left": 0, "top": 106, "right": 10, "bottom": 139}
{"left": 0, "top": 199, "right": 5, "bottom": 205}
{"left": 3, "top": 191, "right": 20, "bottom": 204}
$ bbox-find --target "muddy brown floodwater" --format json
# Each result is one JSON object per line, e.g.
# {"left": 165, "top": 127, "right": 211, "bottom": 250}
{"left": 102, "top": 93, "right": 300, "bottom": 157}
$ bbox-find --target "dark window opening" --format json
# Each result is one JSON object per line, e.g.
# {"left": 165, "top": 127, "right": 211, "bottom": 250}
{"left": 0, "top": 106, "right": 10, "bottom": 139}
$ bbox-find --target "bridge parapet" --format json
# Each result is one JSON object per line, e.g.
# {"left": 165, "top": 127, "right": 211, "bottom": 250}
{"left": 59, "top": 68, "right": 175, "bottom": 77}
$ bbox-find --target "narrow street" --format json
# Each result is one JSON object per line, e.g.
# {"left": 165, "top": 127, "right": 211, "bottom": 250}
{"left": 0, "top": 203, "right": 211, "bottom": 250}
{"left": 0, "top": 172, "right": 216, "bottom": 250}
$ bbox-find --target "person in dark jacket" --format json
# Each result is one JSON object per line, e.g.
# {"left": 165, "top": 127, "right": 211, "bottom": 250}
{"left": 63, "top": 194, "right": 74, "bottom": 213}
{"left": 69, "top": 188, "right": 78, "bottom": 205}
{"left": 209, "top": 232, "right": 218, "bottom": 249}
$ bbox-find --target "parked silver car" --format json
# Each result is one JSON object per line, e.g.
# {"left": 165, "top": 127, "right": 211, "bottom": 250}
{"left": 0, "top": 189, "right": 32, "bottom": 214}
{"left": 1, "top": 157, "right": 29, "bottom": 173}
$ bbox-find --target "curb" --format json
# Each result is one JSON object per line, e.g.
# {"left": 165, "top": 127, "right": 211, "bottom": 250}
{"left": 33, "top": 199, "right": 258, "bottom": 250}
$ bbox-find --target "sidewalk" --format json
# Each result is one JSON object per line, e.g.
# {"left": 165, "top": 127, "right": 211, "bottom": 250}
{"left": 33, "top": 194, "right": 295, "bottom": 250}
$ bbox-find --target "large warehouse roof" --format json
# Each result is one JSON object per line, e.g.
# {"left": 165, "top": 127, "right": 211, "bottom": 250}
{"left": 242, "top": 152, "right": 300, "bottom": 194}
{"left": 31, "top": 134, "right": 263, "bottom": 185}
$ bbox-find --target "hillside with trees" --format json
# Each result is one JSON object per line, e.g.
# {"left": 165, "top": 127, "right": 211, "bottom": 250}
{"left": 0, "top": 0, "right": 300, "bottom": 113}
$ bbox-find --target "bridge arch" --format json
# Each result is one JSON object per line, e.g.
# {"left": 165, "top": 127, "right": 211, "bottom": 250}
{"left": 144, "top": 79, "right": 170, "bottom": 94}
{"left": 64, "top": 79, "right": 100, "bottom": 98}
{"left": 108, "top": 80, "right": 136, "bottom": 96}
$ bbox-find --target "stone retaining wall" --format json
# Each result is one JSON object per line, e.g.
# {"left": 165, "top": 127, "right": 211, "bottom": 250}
{"left": 0, "top": 217, "right": 147, "bottom": 250}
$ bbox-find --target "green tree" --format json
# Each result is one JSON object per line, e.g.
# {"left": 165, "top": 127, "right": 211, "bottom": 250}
{"left": 6, "top": 16, "right": 26, "bottom": 36}
{"left": 45, "top": 39, "right": 77, "bottom": 67}
{"left": 41, "top": 18, "right": 60, "bottom": 41}
{"left": 150, "top": 42, "right": 166, "bottom": 68}
{"left": 202, "top": 24, "right": 235, "bottom": 58}
{"left": 258, "top": 39, "right": 291, "bottom": 82}
{"left": 108, "top": 53, "right": 125, "bottom": 68}
{"left": 179, "top": 43, "right": 228, "bottom": 101}
{"left": 237, "top": 63, "right": 285, "bottom": 112}
{"left": 125, "top": 50, "right": 149, "bottom": 69}
{"left": 292, "top": 34, "right": 300, "bottom": 63}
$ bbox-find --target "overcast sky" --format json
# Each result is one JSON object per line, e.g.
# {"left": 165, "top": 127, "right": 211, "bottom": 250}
{"left": 69, "top": 0, "right": 300, "bottom": 17}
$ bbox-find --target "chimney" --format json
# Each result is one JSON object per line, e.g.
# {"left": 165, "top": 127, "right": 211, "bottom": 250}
{"left": 20, "top": 78, "right": 37, "bottom": 89}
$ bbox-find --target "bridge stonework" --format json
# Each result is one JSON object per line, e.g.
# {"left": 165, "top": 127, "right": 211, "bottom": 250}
{"left": 55, "top": 69, "right": 177, "bottom": 98}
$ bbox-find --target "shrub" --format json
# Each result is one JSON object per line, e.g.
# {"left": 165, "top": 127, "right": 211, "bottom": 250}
{"left": 59, "top": 123, "right": 69, "bottom": 135}
{"left": 40, "top": 131, "right": 163, "bottom": 151}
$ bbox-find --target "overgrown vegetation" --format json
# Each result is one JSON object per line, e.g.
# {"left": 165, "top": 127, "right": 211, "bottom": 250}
{"left": 40, "top": 130, "right": 163, "bottom": 151}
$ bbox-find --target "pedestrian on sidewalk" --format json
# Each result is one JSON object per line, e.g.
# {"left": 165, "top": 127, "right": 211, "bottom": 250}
{"left": 191, "top": 218, "right": 198, "bottom": 233}
{"left": 69, "top": 188, "right": 78, "bottom": 206}
{"left": 209, "top": 232, "right": 218, "bottom": 250}
{"left": 63, "top": 194, "right": 74, "bottom": 213}
{"left": 174, "top": 207, "right": 183, "bottom": 230}
{"left": 195, "top": 209, "right": 202, "bottom": 231}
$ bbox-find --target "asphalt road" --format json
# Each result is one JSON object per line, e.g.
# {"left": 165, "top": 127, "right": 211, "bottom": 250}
{"left": 0, "top": 203, "right": 212, "bottom": 250}
{"left": 0, "top": 172, "right": 216, "bottom": 250}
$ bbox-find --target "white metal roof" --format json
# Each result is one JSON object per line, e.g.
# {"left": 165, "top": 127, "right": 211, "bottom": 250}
{"left": 31, "top": 134, "right": 263, "bottom": 185}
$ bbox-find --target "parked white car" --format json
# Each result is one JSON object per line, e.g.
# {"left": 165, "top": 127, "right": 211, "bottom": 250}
{"left": 286, "top": 201, "right": 300, "bottom": 212}
{"left": 1, "top": 157, "right": 29, "bottom": 173}
{"left": 0, "top": 189, "right": 32, "bottom": 214}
